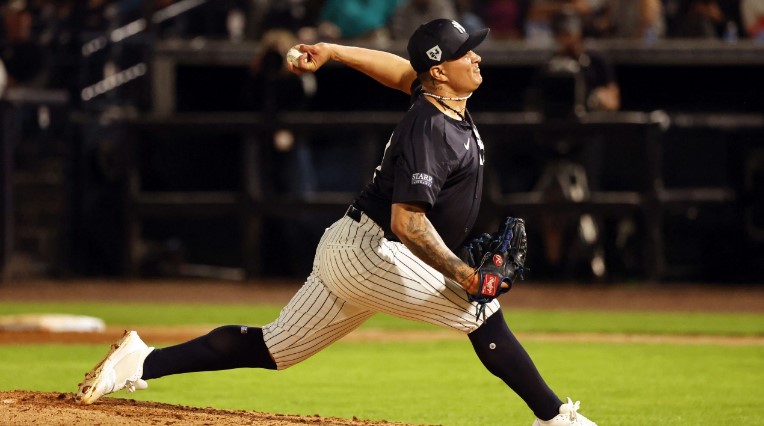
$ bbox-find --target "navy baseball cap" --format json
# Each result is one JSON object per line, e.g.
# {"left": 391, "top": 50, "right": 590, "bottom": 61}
{"left": 407, "top": 19, "right": 490, "bottom": 73}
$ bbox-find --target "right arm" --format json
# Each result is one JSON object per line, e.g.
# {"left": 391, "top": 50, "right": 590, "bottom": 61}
{"left": 390, "top": 202, "right": 480, "bottom": 293}
{"left": 287, "top": 43, "right": 418, "bottom": 95}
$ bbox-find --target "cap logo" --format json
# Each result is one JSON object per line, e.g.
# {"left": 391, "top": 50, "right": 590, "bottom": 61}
{"left": 451, "top": 21, "right": 466, "bottom": 34}
{"left": 426, "top": 45, "right": 442, "bottom": 61}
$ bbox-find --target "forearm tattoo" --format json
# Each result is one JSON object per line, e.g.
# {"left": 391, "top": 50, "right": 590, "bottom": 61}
{"left": 402, "top": 212, "right": 476, "bottom": 291}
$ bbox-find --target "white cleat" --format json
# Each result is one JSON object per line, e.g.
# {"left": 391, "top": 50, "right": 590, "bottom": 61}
{"left": 76, "top": 330, "right": 154, "bottom": 405}
{"left": 533, "top": 397, "right": 598, "bottom": 426}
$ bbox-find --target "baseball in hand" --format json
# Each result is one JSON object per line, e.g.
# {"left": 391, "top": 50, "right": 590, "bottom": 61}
{"left": 286, "top": 47, "right": 303, "bottom": 67}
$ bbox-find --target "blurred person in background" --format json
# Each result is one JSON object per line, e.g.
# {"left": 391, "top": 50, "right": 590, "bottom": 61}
{"left": 0, "top": 0, "right": 81, "bottom": 109}
{"left": 248, "top": 28, "right": 317, "bottom": 185}
{"left": 249, "top": 29, "right": 315, "bottom": 119}
{"left": 741, "top": 0, "right": 764, "bottom": 39}
{"left": 248, "top": 28, "right": 320, "bottom": 275}
{"left": 527, "top": 7, "right": 619, "bottom": 113}
{"left": 596, "top": 0, "right": 665, "bottom": 39}
{"left": 524, "top": 7, "right": 619, "bottom": 279}
{"left": 554, "top": 9, "right": 619, "bottom": 112}
{"left": 454, "top": 0, "right": 487, "bottom": 33}
{"left": 79, "top": 0, "right": 111, "bottom": 32}
{"left": 318, "top": 0, "right": 403, "bottom": 43}
{"left": 525, "top": 0, "right": 595, "bottom": 43}
{"left": 715, "top": 0, "right": 746, "bottom": 39}
{"left": 0, "top": 0, "right": 45, "bottom": 87}
{"left": 147, "top": 0, "right": 253, "bottom": 40}
{"left": 389, "top": 0, "right": 457, "bottom": 40}
{"left": 256, "top": 0, "right": 323, "bottom": 42}
{"left": 672, "top": 0, "right": 726, "bottom": 38}
{"left": 483, "top": 0, "right": 526, "bottom": 39}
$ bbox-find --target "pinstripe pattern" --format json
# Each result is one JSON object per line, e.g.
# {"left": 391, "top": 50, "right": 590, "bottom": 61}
{"left": 262, "top": 212, "right": 499, "bottom": 370}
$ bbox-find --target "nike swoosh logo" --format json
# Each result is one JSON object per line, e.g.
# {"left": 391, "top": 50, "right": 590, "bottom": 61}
{"left": 464, "top": 137, "right": 470, "bottom": 150}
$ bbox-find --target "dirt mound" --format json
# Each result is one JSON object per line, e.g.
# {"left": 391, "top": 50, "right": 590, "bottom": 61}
{"left": 0, "top": 391, "right": 416, "bottom": 426}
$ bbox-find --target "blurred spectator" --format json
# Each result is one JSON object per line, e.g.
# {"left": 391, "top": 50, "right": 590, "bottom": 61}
{"left": 0, "top": 0, "right": 83, "bottom": 99}
{"left": 113, "top": 0, "right": 145, "bottom": 25}
{"left": 663, "top": 0, "right": 682, "bottom": 34}
{"left": 484, "top": 0, "right": 524, "bottom": 39}
{"left": 527, "top": 8, "right": 619, "bottom": 114}
{"left": 389, "top": 0, "right": 456, "bottom": 40}
{"left": 597, "top": 0, "right": 665, "bottom": 39}
{"left": 715, "top": 0, "right": 746, "bottom": 38}
{"left": 0, "top": 0, "right": 45, "bottom": 86}
{"left": 528, "top": 0, "right": 596, "bottom": 20}
{"left": 247, "top": 28, "right": 317, "bottom": 197}
{"left": 454, "top": 0, "right": 487, "bottom": 33}
{"left": 554, "top": 8, "right": 619, "bottom": 111}
{"left": 318, "top": 0, "right": 403, "bottom": 41}
{"left": 523, "top": 8, "right": 620, "bottom": 279}
{"left": 672, "top": 0, "right": 725, "bottom": 38}
{"left": 247, "top": 29, "right": 321, "bottom": 275}
{"left": 525, "top": 0, "right": 595, "bottom": 43}
{"left": 258, "top": 0, "right": 323, "bottom": 41}
{"left": 248, "top": 29, "right": 315, "bottom": 112}
{"left": 80, "top": 0, "right": 111, "bottom": 32}
{"left": 149, "top": 0, "right": 254, "bottom": 40}
{"left": 741, "top": 0, "right": 764, "bottom": 39}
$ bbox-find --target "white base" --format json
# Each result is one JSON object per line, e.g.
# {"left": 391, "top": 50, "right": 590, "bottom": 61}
{"left": 0, "top": 314, "right": 106, "bottom": 332}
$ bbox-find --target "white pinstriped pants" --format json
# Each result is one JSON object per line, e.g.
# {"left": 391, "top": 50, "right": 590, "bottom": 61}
{"left": 262, "top": 211, "right": 500, "bottom": 370}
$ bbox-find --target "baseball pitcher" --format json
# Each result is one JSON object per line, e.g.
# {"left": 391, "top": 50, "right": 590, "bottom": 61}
{"left": 76, "top": 19, "right": 596, "bottom": 426}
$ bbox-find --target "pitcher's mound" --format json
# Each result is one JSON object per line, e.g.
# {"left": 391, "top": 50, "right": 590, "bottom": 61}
{"left": 0, "top": 391, "right": 415, "bottom": 426}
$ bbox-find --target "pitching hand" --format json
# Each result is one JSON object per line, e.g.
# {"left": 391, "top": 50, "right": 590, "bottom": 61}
{"left": 287, "top": 43, "right": 332, "bottom": 74}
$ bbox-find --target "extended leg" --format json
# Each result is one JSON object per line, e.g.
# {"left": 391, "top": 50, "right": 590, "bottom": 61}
{"left": 262, "top": 272, "right": 374, "bottom": 369}
{"left": 142, "top": 325, "right": 276, "bottom": 380}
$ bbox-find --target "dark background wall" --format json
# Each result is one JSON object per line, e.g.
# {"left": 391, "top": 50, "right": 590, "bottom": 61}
{"left": 3, "top": 38, "right": 763, "bottom": 284}
{"left": 113, "top": 44, "right": 762, "bottom": 283}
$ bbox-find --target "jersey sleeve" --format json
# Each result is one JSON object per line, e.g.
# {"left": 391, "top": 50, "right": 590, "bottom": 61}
{"left": 390, "top": 113, "right": 450, "bottom": 210}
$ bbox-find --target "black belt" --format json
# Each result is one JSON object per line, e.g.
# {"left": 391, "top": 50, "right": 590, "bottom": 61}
{"left": 345, "top": 204, "right": 400, "bottom": 242}
{"left": 345, "top": 204, "right": 363, "bottom": 222}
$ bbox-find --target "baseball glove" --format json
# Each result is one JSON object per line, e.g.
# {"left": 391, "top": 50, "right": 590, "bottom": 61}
{"left": 460, "top": 217, "right": 528, "bottom": 319}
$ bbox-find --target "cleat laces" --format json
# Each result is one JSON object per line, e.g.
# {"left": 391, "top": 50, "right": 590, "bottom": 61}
{"left": 562, "top": 397, "right": 597, "bottom": 426}
{"left": 567, "top": 399, "right": 581, "bottom": 421}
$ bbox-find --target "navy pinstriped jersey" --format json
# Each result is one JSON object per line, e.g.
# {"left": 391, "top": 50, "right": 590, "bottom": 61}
{"left": 354, "top": 85, "right": 485, "bottom": 250}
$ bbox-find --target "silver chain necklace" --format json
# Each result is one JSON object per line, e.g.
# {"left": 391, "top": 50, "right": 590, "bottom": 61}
{"left": 422, "top": 92, "right": 472, "bottom": 101}
{"left": 423, "top": 92, "right": 470, "bottom": 120}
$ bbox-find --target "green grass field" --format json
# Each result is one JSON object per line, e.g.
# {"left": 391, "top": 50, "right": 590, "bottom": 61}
{"left": 1, "top": 302, "right": 763, "bottom": 425}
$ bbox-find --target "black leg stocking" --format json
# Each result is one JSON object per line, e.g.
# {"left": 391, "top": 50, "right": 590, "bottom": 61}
{"left": 468, "top": 309, "right": 562, "bottom": 420}
{"left": 141, "top": 325, "right": 276, "bottom": 380}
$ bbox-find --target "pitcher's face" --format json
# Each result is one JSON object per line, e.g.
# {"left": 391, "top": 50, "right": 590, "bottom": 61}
{"left": 440, "top": 50, "right": 483, "bottom": 95}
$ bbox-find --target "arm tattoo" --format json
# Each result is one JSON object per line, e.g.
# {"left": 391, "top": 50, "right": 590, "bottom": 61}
{"left": 402, "top": 212, "right": 476, "bottom": 291}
